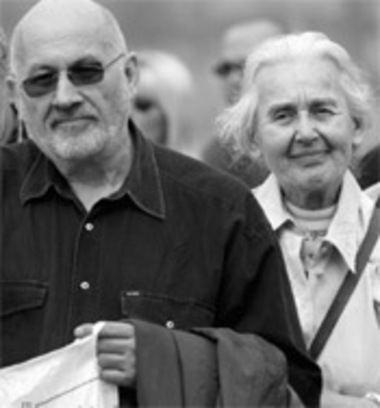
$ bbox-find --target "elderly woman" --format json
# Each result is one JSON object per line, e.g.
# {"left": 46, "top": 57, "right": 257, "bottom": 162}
{"left": 218, "top": 32, "right": 380, "bottom": 407}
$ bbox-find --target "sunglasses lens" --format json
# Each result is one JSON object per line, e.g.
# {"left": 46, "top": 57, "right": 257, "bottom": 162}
{"left": 69, "top": 63, "right": 104, "bottom": 86}
{"left": 23, "top": 72, "right": 58, "bottom": 98}
{"left": 21, "top": 54, "right": 122, "bottom": 98}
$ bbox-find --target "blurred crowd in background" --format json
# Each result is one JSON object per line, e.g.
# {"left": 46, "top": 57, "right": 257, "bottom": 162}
{"left": 1, "top": 0, "right": 379, "bottom": 167}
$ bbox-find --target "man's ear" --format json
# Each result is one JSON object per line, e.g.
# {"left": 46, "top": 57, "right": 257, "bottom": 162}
{"left": 124, "top": 53, "right": 139, "bottom": 94}
{"left": 6, "top": 75, "right": 21, "bottom": 114}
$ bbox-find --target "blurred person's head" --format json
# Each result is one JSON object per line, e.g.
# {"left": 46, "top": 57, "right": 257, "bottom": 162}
{"left": 7, "top": 0, "right": 138, "bottom": 168}
{"left": 214, "top": 19, "right": 284, "bottom": 106}
{"left": 218, "top": 32, "right": 374, "bottom": 209}
{"left": 133, "top": 50, "right": 195, "bottom": 154}
{"left": 0, "top": 27, "right": 8, "bottom": 137}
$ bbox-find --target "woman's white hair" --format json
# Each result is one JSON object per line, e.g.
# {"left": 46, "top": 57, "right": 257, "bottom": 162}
{"left": 217, "top": 31, "right": 375, "bottom": 159}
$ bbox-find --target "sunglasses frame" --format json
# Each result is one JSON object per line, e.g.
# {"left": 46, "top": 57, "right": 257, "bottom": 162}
{"left": 22, "top": 52, "right": 125, "bottom": 98}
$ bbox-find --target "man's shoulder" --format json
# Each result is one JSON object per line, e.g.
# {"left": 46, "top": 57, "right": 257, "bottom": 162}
{"left": 154, "top": 146, "right": 272, "bottom": 237}
{"left": 0, "top": 140, "right": 40, "bottom": 176}
{"left": 154, "top": 144, "right": 251, "bottom": 202}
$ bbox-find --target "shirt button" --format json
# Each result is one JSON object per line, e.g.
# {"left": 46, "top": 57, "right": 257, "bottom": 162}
{"left": 84, "top": 223, "right": 94, "bottom": 231}
{"left": 165, "top": 320, "right": 175, "bottom": 329}
{"left": 80, "top": 281, "right": 90, "bottom": 290}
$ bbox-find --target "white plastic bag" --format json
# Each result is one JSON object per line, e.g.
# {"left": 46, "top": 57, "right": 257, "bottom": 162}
{"left": 0, "top": 322, "right": 119, "bottom": 408}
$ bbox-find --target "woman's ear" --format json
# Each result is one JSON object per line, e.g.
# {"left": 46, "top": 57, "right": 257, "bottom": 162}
{"left": 352, "top": 117, "right": 364, "bottom": 151}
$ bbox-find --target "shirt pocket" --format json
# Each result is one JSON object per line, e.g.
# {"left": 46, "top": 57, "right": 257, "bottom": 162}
{"left": 120, "top": 291, "right": 215, "bottom": 330}
{"left": 0, "top": 280, "right": 48, "bottom": 366}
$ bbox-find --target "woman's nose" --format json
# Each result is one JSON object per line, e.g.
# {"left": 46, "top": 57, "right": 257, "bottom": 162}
{"left": 295, "top": 112, "right": 318, "bottom": 142}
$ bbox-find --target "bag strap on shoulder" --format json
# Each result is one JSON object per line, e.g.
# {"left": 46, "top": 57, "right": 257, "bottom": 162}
{"left": 309, "top": 198, "right": 380, "bottom": 360}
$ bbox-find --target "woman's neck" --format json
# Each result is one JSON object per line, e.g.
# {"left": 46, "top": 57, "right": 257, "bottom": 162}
{"left": 285, "top": 200, "right": 336, "bottom": 233}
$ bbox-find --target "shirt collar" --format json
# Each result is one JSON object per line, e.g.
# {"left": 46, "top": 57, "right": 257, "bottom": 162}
{"left": 123, "top": 121, "right": 166, "bottom": 219}
{"left": 324, "top": 171, "right": 373, "bottom": 272}
{"left": 20, "top": 122, "right": 166, "bottom": 220}
{"left": 252, "top": 174, "right": 292, "bottom": 230}
{"left": 253, "top": 171, "right": 374, "bottom": 273}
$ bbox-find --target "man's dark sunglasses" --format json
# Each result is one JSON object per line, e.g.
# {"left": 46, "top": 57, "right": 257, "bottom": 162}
{"left": 214, "top": 60, "right": 245, "bottom": 77}
{"left": 22, "top": 53, "right": 125, "bottom": 98}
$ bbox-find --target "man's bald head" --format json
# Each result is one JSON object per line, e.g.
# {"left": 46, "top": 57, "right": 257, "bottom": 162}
{"left": 10, "top": 0, "right": 127, "bottom": 75}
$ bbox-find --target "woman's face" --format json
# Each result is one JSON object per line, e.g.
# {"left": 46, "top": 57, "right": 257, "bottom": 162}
{"left": 255, "top": 57, "right": 362, "bottom": 209}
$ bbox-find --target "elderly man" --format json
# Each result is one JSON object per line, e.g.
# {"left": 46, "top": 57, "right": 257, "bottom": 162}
{"left": 202, "top": 19, "right": 285, "bottom": 188}
{"left": 218, "top": 31, "right": 380, "bottom": 407}
{"left": 1, "top": 0, "right": 320, "bottom": 406}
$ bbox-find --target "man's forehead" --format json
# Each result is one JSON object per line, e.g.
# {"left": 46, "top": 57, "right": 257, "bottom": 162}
{"left": 19, "top": 2, "right": 104, "bottom": 38}
{"left": 22, "top": 0, "right": 101, "bottom": 22}
{"left": 16, "top": 26, "right": 107, "bottom": 72}
{"left": 15, "top": 0, "right": 106, "bottom": 55}
{"left": 14, "top": 2, "right": 112, "bottom": 70}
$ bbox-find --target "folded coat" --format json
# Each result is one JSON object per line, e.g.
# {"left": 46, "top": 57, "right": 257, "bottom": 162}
{"left": 120, "top": 319, "right": 291, "bottom": 407}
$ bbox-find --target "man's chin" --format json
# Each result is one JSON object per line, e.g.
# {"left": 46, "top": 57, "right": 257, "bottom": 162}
{"left": 49, "top": 136, "right": 103, "bottom": 162}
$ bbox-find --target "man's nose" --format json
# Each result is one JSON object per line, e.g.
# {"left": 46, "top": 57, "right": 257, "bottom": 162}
{"left": 52, "top": 72, "right": 83, "bottom": 108}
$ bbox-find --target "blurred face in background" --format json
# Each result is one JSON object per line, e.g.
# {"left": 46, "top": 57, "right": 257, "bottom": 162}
{"left": 215, "top": 21, "right": 284, "bottom": 106}
{"left": 255, "top": 56, "right": 362, "bottom": 209}
{"left": 132, "top": 91, "right": 168, "bottom": 146}
{"left": 215, "top": 59, "right": 245, "bottom": 106}
{"left": 214, "top": 46, "right": 245, "bottom": 106}
{"left": 0, "top": 38, "right": 7, "bottom": 137}
{"left": 0, "top": 72, "right": 6, "bottom": 137}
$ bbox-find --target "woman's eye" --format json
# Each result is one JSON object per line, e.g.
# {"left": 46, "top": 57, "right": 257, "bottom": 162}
{"left": 312, "top": 105, "right": 336, "bottom": 118}
{"left": 273, "top": 110, "right": 294, "bottom": 123}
